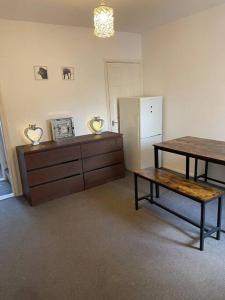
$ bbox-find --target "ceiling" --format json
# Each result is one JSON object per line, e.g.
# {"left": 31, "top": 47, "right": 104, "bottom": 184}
{"left": 0, "top": 0, "right": 225, "bottom": 33}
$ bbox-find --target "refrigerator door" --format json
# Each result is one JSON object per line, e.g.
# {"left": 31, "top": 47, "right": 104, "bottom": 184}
{"left": 119, "top": 98, "right": 140, "bottom": 171}
{"left": 140, "top": 97, "right": 162, "bottom": 139}
{"left": 140, "top": 135, "right": 162, "bottom": 169}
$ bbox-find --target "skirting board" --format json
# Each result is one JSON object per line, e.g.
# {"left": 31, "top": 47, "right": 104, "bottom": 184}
{"left": 0, "top": 193, "right": 14, "bottom": 201}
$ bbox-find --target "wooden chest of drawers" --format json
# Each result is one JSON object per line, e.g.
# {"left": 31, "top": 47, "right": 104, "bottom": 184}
{"left": 17, "top": 132, "right": 125, "bottom": 206}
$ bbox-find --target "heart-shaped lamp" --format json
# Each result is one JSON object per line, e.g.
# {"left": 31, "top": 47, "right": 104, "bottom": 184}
{"left": 24, "top": 124, "right": 43, "bottom": 145}
{"left": 89, "top": 116, "right": 104, "bottom": 135}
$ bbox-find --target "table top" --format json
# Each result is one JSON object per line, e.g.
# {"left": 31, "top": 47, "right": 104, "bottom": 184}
{"left": 154, "top": 136, "right": 225, "bottom": 164}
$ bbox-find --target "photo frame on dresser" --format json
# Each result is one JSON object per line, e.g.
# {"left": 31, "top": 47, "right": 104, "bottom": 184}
{"left": 50, "top": 117, "right": 75, "bottom": 141}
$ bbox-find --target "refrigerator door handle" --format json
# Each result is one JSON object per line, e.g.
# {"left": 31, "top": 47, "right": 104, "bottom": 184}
{"left": 112, "top": 120, "right": 119, "bottom": 126}
{"left": 146, "top": 134, "right": 162, "bottom": 138}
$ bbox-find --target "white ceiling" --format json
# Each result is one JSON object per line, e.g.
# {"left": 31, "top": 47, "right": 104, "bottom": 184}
{"left": 0, "top": 0, "right": 225, "bottom": 33}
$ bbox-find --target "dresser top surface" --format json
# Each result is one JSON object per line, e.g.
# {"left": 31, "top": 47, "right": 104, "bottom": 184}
{"left": 17, "top": 131, "right": 123, "bottom": 154}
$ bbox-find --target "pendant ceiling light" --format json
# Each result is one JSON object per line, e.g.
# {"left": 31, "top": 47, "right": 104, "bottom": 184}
{"left": 94, "top": 0, "right": 115, "bottom": 38}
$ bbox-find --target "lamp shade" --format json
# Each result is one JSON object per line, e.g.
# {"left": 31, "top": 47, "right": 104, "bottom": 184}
{"left": 94, "top": 1, "right": 114, "bottom": 38}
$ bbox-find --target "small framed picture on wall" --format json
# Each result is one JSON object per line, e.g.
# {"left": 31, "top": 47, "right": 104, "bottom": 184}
{"left": 62, "top": 67, "right": 74, "bottom": 80}
{"left": 34, "top": 66, "right": 48, "bottom": 80}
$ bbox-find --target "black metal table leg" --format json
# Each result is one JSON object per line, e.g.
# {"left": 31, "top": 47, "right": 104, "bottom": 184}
{"left": 194, "top": 158, "right": 198, "bottom": 181}
{"left": 154, "top": 146, "right": 160, "bottom": 198}
{"left": 200, "top": 202, "right": 206, "bottom": 251}
{"left": 186, "top": 156, "right": 190, "bottom": 179}
{"left": 216, "top": 197, "right": 223, "bottom": 240}
{"left": 204, "top": 161, "right": 209, "bottom": 182}
{"left": 134, "top": 174, "right": 138, "bottom": 210}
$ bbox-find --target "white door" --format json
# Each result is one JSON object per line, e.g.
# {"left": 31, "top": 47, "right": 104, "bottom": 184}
{"left": 106, "top": 62, "right": 142, "bottom": 132}
{"left": 140, "top": 97, "right": 163, "bottom": 139}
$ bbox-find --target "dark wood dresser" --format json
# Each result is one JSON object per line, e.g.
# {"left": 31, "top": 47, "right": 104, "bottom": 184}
{"left": 17, "top": 132, "right": 125, "bottom": 206}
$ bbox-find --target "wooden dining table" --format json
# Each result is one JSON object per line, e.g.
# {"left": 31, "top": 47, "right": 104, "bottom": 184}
{"left": 153, "top": 136, "right": 225, "bottom": 233}
{"left": 153, "top": 136, "right": 225, "bottom": 185}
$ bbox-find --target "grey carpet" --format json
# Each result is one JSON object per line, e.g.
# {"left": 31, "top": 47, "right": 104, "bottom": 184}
{"left": 0, "top": 174, "right": 224, "bottom": 300}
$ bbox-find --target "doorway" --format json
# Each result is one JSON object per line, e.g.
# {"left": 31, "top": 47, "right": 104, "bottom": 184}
{"left": 105, "top": 62, "right": 142, "bottom": 132}
{"left": 0, "top": 119, "right": 13, "bottom": 200}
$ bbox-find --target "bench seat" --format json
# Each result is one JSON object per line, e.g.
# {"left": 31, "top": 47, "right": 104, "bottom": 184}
{"left": 134, "top": 167, "right": 224, "bottom": 251}
{"left": 134, "top": 167, "right": 224, "bottom": 203}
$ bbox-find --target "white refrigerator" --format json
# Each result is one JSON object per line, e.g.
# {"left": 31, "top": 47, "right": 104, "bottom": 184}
{"left": 118, "top": 96, "right": 163, "bottom": 171}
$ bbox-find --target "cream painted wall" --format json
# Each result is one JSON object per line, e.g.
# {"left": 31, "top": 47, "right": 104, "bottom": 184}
{"left": 143, "top": 4, "right": 225, "bottom": 180}
{"left": 0, "top": 19, "right": 142, "bottom": 195}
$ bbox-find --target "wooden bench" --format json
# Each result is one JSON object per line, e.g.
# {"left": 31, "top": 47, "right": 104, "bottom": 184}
{"left": 134, "top": 167, "right": 224, "bottom": 251}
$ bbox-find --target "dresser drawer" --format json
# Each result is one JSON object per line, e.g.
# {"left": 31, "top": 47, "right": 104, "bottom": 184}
{"left": 29, "top": 175, "right": 84, "bottom": 205}
{"left": 25, "top": 145, "right": 81, "bottom": 170}
{"left": 81, "top": 137, "right": 123, "bottom": 158}
{"left": 83, "top": 151, "right": 124, "bottom": 172}
{"left": 28, "top": 160, "right": 82, "bottom": 187}
{"left": 84, "top": 163, "right": 125, "bottom": 189}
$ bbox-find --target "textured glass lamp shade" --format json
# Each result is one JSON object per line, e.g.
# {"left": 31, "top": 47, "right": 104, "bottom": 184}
{"left": 94, "top": 1, "right": 114, "bottom": 38}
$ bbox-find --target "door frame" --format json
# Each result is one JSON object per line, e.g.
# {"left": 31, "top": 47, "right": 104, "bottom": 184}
{"left": 0, "top": 122, "right": 7, "bottom": 180}
{"left": 104, "top": 59, "right": 143, "bottom": 131}
{"left": 0, "top": 85, "right": 15, "bottom": 198}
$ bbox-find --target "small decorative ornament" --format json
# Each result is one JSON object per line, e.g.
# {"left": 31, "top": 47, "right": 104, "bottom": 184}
{"left": 50, "top": 117, "right": 75, "bottom": 141}
{"left": 89, "top": 116, "right": 104, "bottom": 134}
{"left": 24, "top": 124, "right": 43, "bottom": 145}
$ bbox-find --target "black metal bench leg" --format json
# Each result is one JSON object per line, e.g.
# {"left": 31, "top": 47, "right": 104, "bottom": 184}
{"left": 186, "top": 156, "right": 190, "bottom": 179}
{"left": 194, "top": 158, "right": 198, "bottom": 181}
{"left": 156, "top": 186, "right": 160, "bottom": 198}
{"left": 150, "top": 181, "right": 154, "bottom": 204}
{"left": 204, "top": 161, "right": 209, "bottom": 182}
{"left": 134, "top": 174, "right": 138, "bottom": 210}
{"left": 200, "top": 202, "right": 206, "bottom": 251}
{"left": 216, "top": 197, "right": 223, "bottom": 240}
